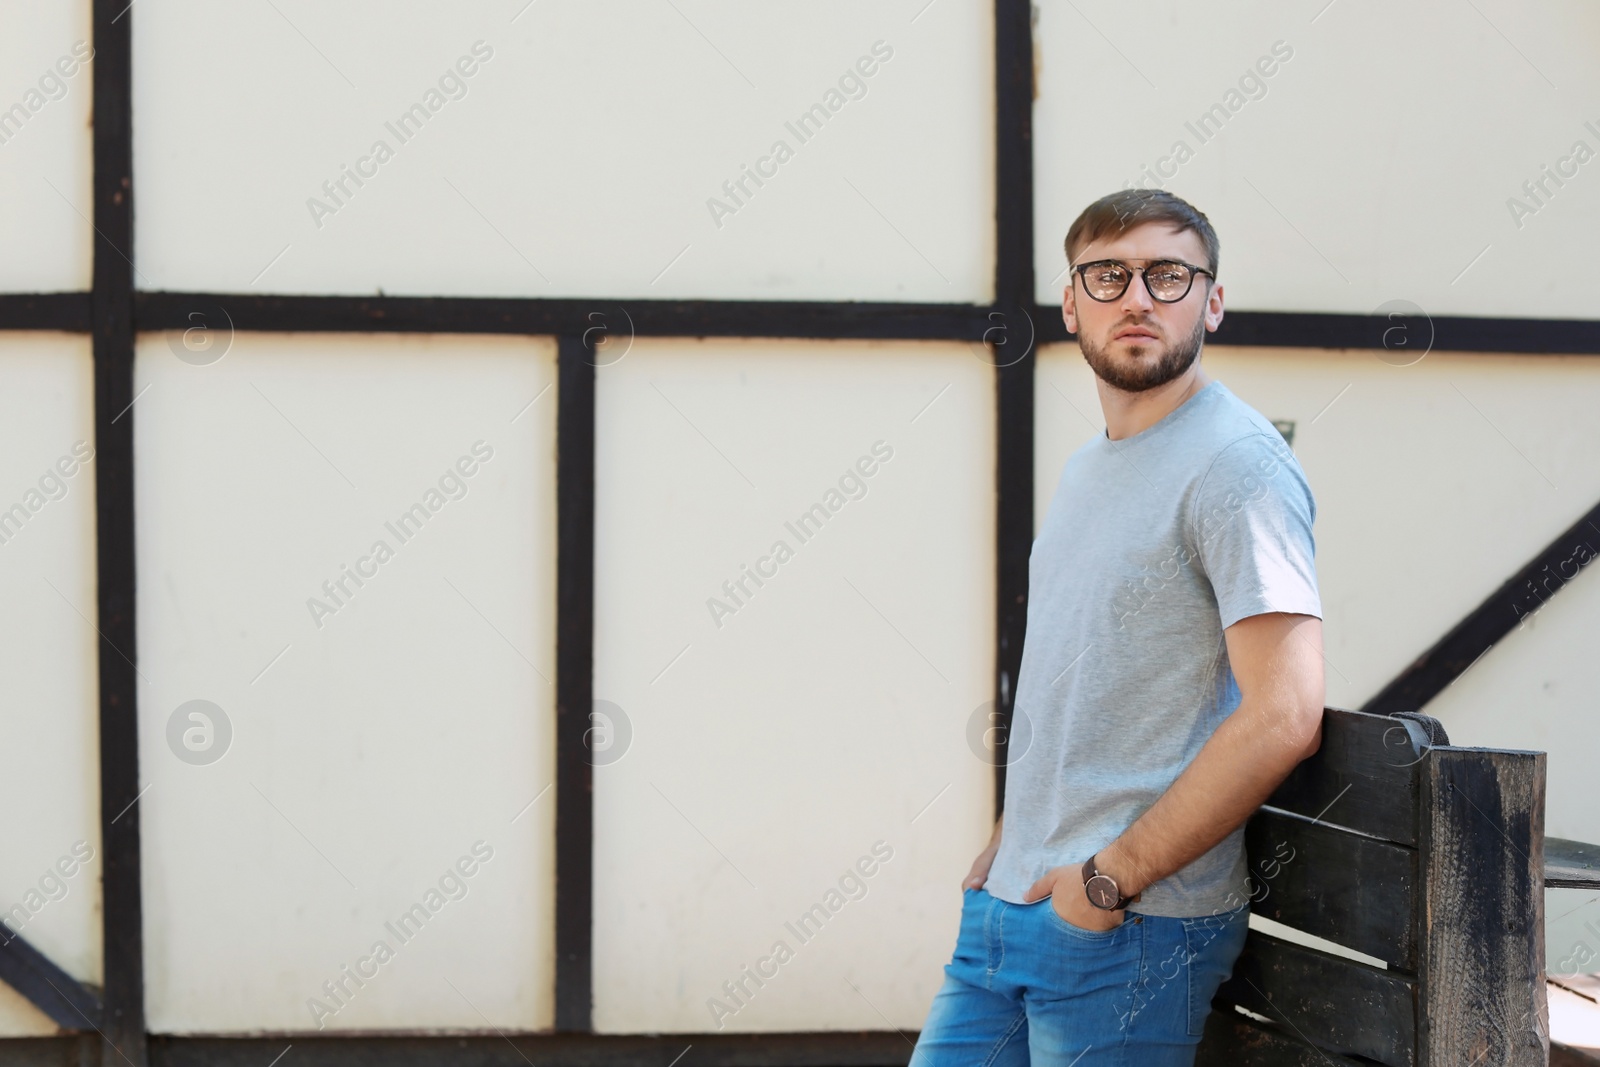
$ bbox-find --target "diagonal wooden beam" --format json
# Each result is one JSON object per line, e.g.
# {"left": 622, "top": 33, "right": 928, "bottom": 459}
{"left": 1363, "top": 499, "right": 1600, "bottom": 715}
{"left": 0, "top": 929, "right": 103, "bottom": 1031}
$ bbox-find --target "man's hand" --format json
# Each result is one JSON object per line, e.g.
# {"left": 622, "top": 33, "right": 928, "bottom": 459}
{"left": 962, "top": 815, "right": 1004, "bottom": 890}
{"left": 1023, "top": 865, "right": 1123, "bottom": 932}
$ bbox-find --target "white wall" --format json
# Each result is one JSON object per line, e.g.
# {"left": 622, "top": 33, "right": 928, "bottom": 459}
{"left": 1034, "top": 1, "right": 1600, "bottom": 319}
{"left": 0, "top": 0, "right": 93, "bottom": 292}
{"left": 132, "top": 1, "right": 994, "bottom": 302}
{"left": 1, "top": 0, "right": 1594, "bottom": 1039}
{"left": 593, "top": 337, "right": 994, "bottom": 1032}
{"left": 0, "top": 333, "right": 100, "bottom": 1037}
{"left": 133, "top": 332, "right": 558, "bottom": 1032}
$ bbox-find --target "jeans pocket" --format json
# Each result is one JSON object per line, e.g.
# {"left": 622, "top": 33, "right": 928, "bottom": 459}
{"left": 1184, "top": 906, "right": 1248, "bottom": 1037}
{"left": 1044, "top": 894, "right": 1121, "bottom": 940}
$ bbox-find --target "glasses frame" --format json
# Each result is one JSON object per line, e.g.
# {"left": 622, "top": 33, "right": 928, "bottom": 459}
{"left": 1071, "top": 258, "right": 1216, "bottom": 304}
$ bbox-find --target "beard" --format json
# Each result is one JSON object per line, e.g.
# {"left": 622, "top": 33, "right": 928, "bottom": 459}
{"left": 1080, "top": 313, "right": 1205, "bottom": 393}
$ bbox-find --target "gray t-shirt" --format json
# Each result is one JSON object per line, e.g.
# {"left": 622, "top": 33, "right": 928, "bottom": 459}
{"left": 983, "top": 379, "right": 1321, "bottom": 918}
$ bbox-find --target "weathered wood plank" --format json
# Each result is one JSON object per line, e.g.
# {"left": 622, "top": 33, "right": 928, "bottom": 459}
{"left": 0, "top": 1036, "right": 98, "bottom": 1067}
{"left": 1418, "top": 747, "right": 1548, "bottom": 1067}
{"left": 1215, "top": 930, "right": 1417, "bottom": 1066}
{"left": 1267, "top": 707, "right": 1434, "bottom": 847}
{"left": 1196, "top": 1010, "right": 1366, "bottom": 1066}
{"left": 1546, "top": 837, "right": 1600, "bottom": 890}
{"left": 1552, "top": 1041, "right": 1600, "bottom": 1066}
{"left": 1246, "top": 806, "right": 1419, "bottom": 970}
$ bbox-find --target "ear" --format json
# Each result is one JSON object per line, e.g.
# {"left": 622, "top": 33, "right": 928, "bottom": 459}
{"left": 1204, "top": 280, "right": 1225, "bottom": 333}
{"left": 1062, "top": 280, "right": 1078, "bottom": 336}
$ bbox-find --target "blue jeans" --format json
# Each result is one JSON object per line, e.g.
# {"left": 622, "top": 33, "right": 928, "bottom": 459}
{"left": 911, "top": 886, "right": 1249, "bottom": 1066}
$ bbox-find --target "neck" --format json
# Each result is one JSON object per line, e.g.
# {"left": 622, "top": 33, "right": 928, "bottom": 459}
{"left": 1098, "top": 363, "right": 1212, "bottom": 441}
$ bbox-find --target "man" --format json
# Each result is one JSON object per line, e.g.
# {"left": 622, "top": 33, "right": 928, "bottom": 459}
{"left": 912, "top": 188, "right": 1325, "bottom": 1065}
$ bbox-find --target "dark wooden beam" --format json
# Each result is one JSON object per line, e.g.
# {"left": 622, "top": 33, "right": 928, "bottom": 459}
{"left": 133, "top": 292, "right": 994, "bottom": 342}
{"left": 1364, "top": 499, "right": 1600, "bottom": 716}
{"left": 554, "top": 335, "right": 596, "bottom": 1030}
{"left": 140, "top": 1031, "right": 914, "bottom": 1066}
{"left": 0, "top": 1036, "right": 100, "bottom": 1066}
{"left": 989, "top": 0, "right": 1035, "bottom": 814}
{"left": 0, "top": 930, "right": 103, "bottom": 1031}
{"left": 90, "top": 0, "right": 148, "bottom": 1064}
{"left": 129, "top": 294, "right": 1600, "bottom": 353}
{"left": 0, "top": 293, "right": 92, "bottom": 331}
{"left": 1039, "top": 306, "right": 1600, "bottom": 354}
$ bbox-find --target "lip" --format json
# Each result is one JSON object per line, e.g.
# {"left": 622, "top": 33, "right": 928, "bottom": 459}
{"left": 1114, "top": 328, "right": 1158, "bottom": 340}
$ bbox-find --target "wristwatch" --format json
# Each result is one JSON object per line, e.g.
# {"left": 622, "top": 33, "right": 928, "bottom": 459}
{"left": 1082, "top": 855, "right": 1141, "bottom": 911}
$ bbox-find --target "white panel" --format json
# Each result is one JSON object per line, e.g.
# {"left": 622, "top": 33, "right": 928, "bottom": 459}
{"left": 0, "top": 1, "right": 94, "bottom": 291}
{"left": 593, "top": 338, "right": 994, "bottom": 1032}
{"left": 1034, "top": 1, "right": 1600, "bottom": 319}
{"left": 1424, "top": 563, "right": 1600, "bottom": 983}
{"left": 133, "top": 1, "right": 994, "bottom": 302}
{"left": 1035, "top": 344, "right": 1600, "bottom": 709}
{"left": 135, "top": 332, "right": 557, "bottom": 1032}
{"left": 0, "top": 333, "right": 100, "bottom": 1037}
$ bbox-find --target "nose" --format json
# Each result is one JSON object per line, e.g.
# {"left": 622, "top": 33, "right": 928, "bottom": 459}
{"left": 1120, "top": 269, "right": 1156, "bottom": 312}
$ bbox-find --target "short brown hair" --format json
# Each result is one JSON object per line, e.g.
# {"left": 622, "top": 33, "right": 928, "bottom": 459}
{"left": 1063, "top": 189, "right": 1220, "bottom": 277}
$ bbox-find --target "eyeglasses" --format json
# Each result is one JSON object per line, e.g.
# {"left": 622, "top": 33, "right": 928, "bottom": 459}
{"left": 1071, "top": 259, "right": 1215, "bottom": 303}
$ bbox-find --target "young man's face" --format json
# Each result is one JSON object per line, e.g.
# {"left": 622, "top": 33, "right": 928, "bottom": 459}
{"left": 1063, "top": 222, "right": 1224, "bottom": 393}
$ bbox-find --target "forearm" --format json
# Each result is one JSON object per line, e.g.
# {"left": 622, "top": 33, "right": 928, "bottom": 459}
{"left": 1099, "top": 693, "right": 1320, "bottom": 898}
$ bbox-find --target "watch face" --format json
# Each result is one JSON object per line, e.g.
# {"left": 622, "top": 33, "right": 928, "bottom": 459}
{"left": 1085, "top": 874, "right": 1119, "bottom": 909}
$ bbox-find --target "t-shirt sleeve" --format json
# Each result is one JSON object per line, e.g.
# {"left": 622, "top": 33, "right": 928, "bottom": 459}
{"left": 1189, "top": 431, "right": 1322, "bottom": 630}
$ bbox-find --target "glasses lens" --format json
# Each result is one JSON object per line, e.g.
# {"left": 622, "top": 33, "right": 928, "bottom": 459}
{"left": 1146, "top": 262, "right": 1193, "bottom": 301}
{"left": 1082, "top": 262, "right": 1129, "bottom": 300}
